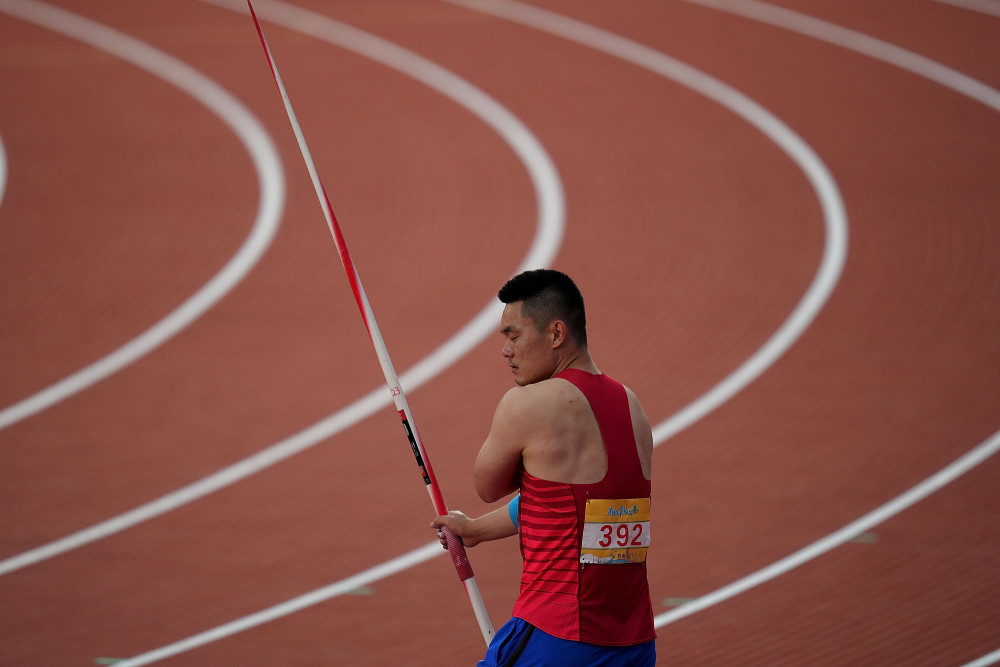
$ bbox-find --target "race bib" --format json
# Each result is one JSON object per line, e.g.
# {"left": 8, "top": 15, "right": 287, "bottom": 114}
{"left": 581, "top": 497, "right": 650, "bottom": 564}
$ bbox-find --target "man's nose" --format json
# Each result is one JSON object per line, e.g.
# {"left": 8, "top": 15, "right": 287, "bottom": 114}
{"left": 502, "top": 342, "right": 513, "bottom": 358}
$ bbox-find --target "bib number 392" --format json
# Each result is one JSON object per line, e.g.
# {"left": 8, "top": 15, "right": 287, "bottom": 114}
{"left": 581, "top": 498, "right": 650, "bottom": 565}
{"left": 598, "top": 522, "right": 644, "bottom": 547}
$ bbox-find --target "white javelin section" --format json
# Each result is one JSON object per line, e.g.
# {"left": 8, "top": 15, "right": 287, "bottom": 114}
{"left": 0, "top": 0, "right": 563, "bottom": 576}
{"left": 0, "top": 0, "right": 285, "bottom": 431}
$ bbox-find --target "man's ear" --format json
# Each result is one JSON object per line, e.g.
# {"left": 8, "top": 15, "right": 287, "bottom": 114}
{"left": 550, "top": 320, "right": 569, "bottom": 349}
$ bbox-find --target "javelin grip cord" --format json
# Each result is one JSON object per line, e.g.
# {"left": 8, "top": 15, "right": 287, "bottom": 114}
{"left": 247, "top": 0, "right": 493, "bottom": 644}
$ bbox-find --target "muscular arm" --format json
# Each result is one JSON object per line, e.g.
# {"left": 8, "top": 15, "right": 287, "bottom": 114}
{"left": 473, "top": 388, "right": 533, "bottom": 502}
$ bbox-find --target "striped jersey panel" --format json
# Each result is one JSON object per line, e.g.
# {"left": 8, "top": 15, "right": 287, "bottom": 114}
{"left": 518, "top": 473, "right": 579, "bottom": 608}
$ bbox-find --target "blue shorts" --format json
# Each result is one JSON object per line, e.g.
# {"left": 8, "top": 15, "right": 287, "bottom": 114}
{"left": 478, "top": 617, "right": 656, "bottom": 666}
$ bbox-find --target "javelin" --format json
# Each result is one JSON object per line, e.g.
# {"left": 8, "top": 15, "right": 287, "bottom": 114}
{"left": 246, "top": 1, "right": 494, "bottom": 645}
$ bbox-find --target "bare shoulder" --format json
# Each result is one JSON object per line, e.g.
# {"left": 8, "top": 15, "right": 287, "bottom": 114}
{"left": 493, "top": 378, "right": 591, "bottom": 451}
{"left": 475, "top": 379, "right": 583, "bottom": 500}
{"left": 623, "top": 385, "right": 650, "bottom": 421}
{"left": 497, "top": 377, "right": 577, "bottom": 416}
{"left": 623, "top": 384, "right": 654, "bottom": 480}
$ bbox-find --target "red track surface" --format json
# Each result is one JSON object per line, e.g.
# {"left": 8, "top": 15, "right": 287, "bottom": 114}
{"left": 1, "top": 1, "right": 998, "bottom": 665}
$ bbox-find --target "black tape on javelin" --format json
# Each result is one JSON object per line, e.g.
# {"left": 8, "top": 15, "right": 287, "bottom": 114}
{"left": 401, "top": 417, "right": 431, "bottom": 485}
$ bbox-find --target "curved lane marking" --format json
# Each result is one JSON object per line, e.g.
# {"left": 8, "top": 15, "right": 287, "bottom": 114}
{"left": 933, "top": 0, "right": 1000, "bottom": 18}
{"left": 964, "top": 647, "right": 1000, "bottom": 667}
{"left": 0, "top": 0, "right": 563, "bottom": 576}
{"left": 687, "top": 0, "right": 1000, "bottom": 112}
{"left": 117, "top": 542, "right": 445, "bottom": 667}
{"left": 115, "top": 2, "right": 1000, "bottom": 661}
{"left": 657, "top": 430, "right": 1000, "bottom": 627}
{"left": 0, "top": 0, "right": 285, "bottom": 431}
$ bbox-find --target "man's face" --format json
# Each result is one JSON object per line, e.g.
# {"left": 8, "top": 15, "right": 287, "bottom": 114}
{"left": 500, "top": 301, "right": 554, "bottom": 386}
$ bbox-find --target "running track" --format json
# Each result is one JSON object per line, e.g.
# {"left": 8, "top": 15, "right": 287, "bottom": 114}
{"left": 1, "top": 1, "right": 998, "bottom": 665}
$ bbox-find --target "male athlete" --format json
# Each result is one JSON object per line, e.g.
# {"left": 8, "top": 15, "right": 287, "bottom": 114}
{"left": 432, "top": 269, "right": 656, "bottom": 666}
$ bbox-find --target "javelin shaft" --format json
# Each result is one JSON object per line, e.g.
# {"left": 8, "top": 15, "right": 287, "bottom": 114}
{"left": 247, "top": 1, "right": 494, "bottom": 644}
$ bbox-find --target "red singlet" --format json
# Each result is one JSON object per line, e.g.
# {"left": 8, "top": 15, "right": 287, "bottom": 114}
{"left": 512, "top": 369, "right": 655, "bottom": 646}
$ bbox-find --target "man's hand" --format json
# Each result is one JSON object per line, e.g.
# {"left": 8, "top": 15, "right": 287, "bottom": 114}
{"left": 431, "top": 510, "right": 478, "bottom": 548}
{"left": 431, "top": 503, "right": 519, "bottom": 549}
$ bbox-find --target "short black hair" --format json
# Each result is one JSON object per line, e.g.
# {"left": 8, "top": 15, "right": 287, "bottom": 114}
{"left": 498, "top": 269, "right": 587, "bottom": 346}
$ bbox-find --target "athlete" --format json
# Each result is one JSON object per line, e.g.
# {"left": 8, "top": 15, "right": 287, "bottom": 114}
{"left": 432, "top": 269, "right": 656, "bottom": 666}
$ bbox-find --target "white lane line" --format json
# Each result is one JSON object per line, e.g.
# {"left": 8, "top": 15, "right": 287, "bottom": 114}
{"left": 963, "top": 647, "right": 1000, "bottom": 667}
{"left": 933, "top": 0, "right": 1000, "bottom": 18}
{"left": 0, "top": 0, "right": 285, "bottom": 431}
{"left": 685, "top": 0, "right": 1000, "bottom": 114}
{"left": 116, "top": 542, "right": 444, "bottom": 667}
{"left": 0, "top": 0, "right": 563, "bottom": 576}
{"left": 656, "top": 429, "right": 1000, "bottom": 625}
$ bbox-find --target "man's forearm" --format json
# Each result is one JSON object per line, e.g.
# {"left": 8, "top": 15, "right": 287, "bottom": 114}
{"left": 467, "top": 502, "right": 519, "bottom": 544}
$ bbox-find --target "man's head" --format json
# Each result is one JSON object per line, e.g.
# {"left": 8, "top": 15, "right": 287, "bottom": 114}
{"left": 497, "top": 269, "right": 588, "bottom": 346}
{"left": 497, "top": 270, "right": 588, "bottom": 385}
